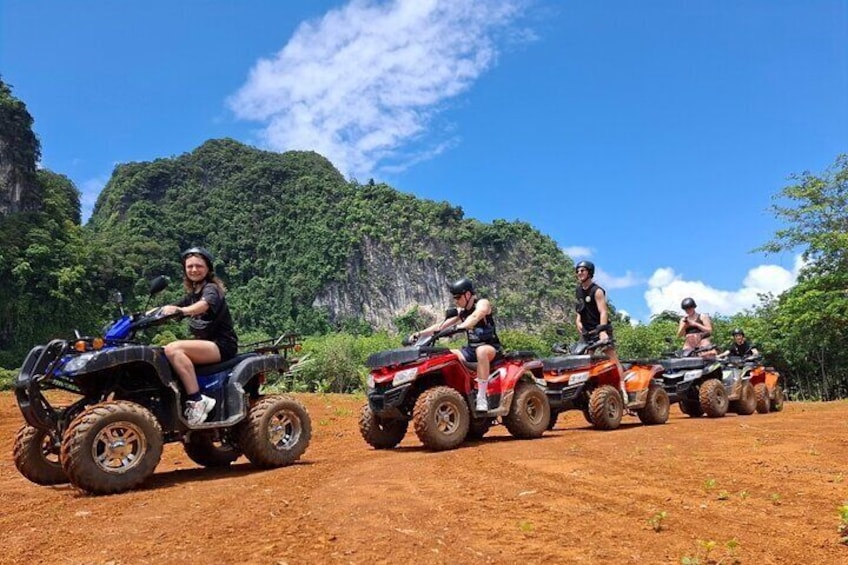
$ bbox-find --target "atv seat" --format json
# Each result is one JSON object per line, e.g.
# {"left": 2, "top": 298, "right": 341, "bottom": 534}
{"left": 542, "top": 355, "right": 592, "bottom": 371}
{"left": 195, "top": 352, "right": 259, "bottom": 376}
{"left": 661, "top": 357, "right": 707, "bottom": 371}
{"left": 504, "top": 350, "right": 538, "bottom": 361}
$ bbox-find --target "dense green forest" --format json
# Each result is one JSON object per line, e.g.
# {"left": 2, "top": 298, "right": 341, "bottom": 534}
{"left": 1, "top": 79, "right": 846, "bottom": 400}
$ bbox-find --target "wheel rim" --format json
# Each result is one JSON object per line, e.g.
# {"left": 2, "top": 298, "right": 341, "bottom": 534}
{"left": 92, "top": 422, "right": 147, "bottom": 474}
{"left": 525, "top": 395, "right": 545, "bottom": 424}
{"left": 267, "top": 409, "right": 303, "bottom": 451}
{"left": 434, "top": 401, "right": 461, "bottom": 435}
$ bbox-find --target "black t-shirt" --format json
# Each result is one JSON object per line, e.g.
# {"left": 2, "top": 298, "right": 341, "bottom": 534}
{"left": 575, "top": 282, "right": 605, "bottom": 332}
{"left": 177, "top": 282, "right": 238, "bottom": 360}
{"left": 727, "top": 339, "right": 755, "bottom": 357}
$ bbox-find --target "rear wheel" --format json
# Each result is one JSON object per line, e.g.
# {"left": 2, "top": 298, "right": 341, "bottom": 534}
{"left": 183, "top": 432, "right": 241, "bottom": 467}
{"left": 679, "top": 400, "right": 703, "bottom": 417}
{"left": 731, "top": 382, "right": 756, "bottom": 415}
{"left": 589, "top": 385, "right": 623, "bottom": 430}
{"left": 13, "top": 425, "right": 68, "bottom": 486}
{"left": 359, "top": 404, "right": 408, "bottom": 449}
{"left": 771, "top": 385, "right": 785, "bottom": 412}
{"left": 699, "top": 379, "right": 728, "bottom": 418}
{"left": 412, "top": 386, "right": 470, "bottom": 451}
{"left": 466, "top": 418, "right": 492, "bottom": 440}
{"left": 503, "top": 381, "right": 550, "bottom": 439}
{"left": 754, "top": 383, "right": 771, "bottom": 414}
{"left": 61, "top": 401, "right": 163, "bottom": 495}
{"left": 237, "top": 395, "right": 312, "bottom": 468}
{"left": 637, "top": 387, "right": 669, "bottom": 425}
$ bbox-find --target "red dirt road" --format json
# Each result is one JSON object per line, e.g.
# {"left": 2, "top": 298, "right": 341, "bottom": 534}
{"left": 1, "top": 392, "right": 847, "bottom": 564}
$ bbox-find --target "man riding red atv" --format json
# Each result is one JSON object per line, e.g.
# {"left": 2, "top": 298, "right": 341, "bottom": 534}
{"left": 358, "top": 313, "right": 549, "bottom": 451}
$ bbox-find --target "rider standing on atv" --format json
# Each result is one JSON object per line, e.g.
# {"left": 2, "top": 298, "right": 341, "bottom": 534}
{"left": 574, "top": 261, "right": 623, "bottom": 378}
{"left": 677, "top": 297, "right": 715, "bottom": 356}
{"left": 717, "top": 328, "right": 760, "bottom": 359}
{"left": 411, "top": 278, "right": 502, "bottom": 412}
{"left": 159, "top": 247, "right": 239, "bottom": 425}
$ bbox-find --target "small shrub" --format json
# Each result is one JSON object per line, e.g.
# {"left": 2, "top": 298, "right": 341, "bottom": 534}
{"left": 647, "top": 511, "right": 668, "bottom": 532}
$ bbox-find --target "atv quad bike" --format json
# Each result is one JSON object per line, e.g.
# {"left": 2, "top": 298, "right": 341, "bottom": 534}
{"left": 748, "top": 362, "right": 785, "bottom": 413}
{"left": 13, "top": 276, "right": 311, "bottom": 495}
{"left": 651, "top": 343, "right": 728, "bottom": 418}
{"left": 359, "top": 312, "right": 549, "bottom": 452}
{"left": 543, "top": 325, "right": 669, "bottom": 431}
{"left": 718, "top": 356, "right": 758, "bottom": 416}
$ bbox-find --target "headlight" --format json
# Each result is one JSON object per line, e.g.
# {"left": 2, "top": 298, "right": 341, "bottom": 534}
{"left": 392, "top": 367, "right": 418, "bottom": 386}
{"left": 63, "top": 352, "right": 96, "bottom": 373}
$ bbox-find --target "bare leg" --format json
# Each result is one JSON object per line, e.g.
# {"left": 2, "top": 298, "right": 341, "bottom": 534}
{"left": 475, "top": 345, "right": 496, "bottom": 411}
{"left": 164, "top": 340, "right": 221, "bottom": 395}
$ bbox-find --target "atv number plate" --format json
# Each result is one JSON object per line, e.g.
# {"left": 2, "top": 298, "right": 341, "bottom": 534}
{"left": 683, "top": 370, "right": 701, "bottom": 382}
{"left": 569, "top": 372, "right": 590, "bottom": 385}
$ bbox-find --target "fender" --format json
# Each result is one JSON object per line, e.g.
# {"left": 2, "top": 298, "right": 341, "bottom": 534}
{"left": 218, "top": 354, "right": 294, "bottom": 423}
{"left": 74, "top": 345, "right": 176, "bottom": 387}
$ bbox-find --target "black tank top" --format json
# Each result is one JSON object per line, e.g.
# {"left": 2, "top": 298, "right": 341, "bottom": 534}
{"left": 684, "top": 315, "right": 703, "bottom": 335}
{"left": 459, "top": 301, "right": 501, "bottom": 348}
{"left": 575, "top": 282, "right": 604, "bottom": 331}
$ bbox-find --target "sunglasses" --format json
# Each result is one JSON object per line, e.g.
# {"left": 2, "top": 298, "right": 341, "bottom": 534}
{"left": 576, "top": 268, "right": 589, "bottom": 273}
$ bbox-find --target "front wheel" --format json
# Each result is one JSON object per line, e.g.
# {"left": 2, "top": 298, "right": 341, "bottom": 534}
{"left": 699, "top": 379, "right": 728, "bottom": 418}
{"left": 13, "top": 425, "right": 68, "bottom": 486}
{"left": 637, "top": 387, "right": 669, "bottom": 425}
{"left": 731, "top": 382, "right": 756, "bottom": 415}
{"left": 503, "top": 381, "right": 550, "bottom": 439}
{"left": 237, "top": 395, "right": 312, "bottom": 468}
{"left": 771, "top": 385, "right": 785, "bottom": 412}
{"left": 412, "top": 386, "right": 470, "bottom": 451}
{"left": 359, "top": 404, "right": 408, "bottom": 449}
{"left": 589, "top": 385, "right": 623, "bottom": 430}
{"left": 60, "top": 401, "right": 163, "bottom": 495}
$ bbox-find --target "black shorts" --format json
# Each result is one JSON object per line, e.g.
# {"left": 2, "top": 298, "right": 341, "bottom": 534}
{"left": 214, "top": 339, "right": 238, "bottom": 362}
{"left": 460, "top": 344, "right": 503, "bottom": 363}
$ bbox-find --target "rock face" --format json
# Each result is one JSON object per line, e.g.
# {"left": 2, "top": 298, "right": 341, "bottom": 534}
{"left": 0, "top": 79, "right": 41, "bottom": 216}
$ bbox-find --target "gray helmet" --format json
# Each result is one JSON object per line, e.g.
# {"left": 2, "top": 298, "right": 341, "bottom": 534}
{"left": 575, "top": 260, "right": 595, "bottom": 277}
{"left": 681, "top": 297, "right": 696, "bottom": 310}
{"left": 181, "top": 246, "right": 215, "bottom": 271}
{"left": 731, "top": 328, "right": 745, "bottom": 337}
{"left": 448, "top": 278, "right": 474, "bottom": 296}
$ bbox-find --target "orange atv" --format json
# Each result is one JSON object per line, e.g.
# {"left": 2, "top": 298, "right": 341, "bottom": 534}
{"left": 542, "top": 325, "right": 669, "bottom": 430}
{"left": 749, "top": 363, "right": 785, "bottom": 413}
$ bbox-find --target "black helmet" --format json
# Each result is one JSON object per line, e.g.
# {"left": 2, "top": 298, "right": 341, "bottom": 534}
{"left": 681, "top": 297, "right": 697, "bottom": 310}
{"left": 448, "top": 278, "right": 474, "bottom": 296}
{"left": 181, "top": 246, "right": 215, "bottom": 270}
{"left": 575, "top": 260, "right": 595, "bottom": 277}
{"left": 731, "top": 328, "right": 745, "bottom": 337}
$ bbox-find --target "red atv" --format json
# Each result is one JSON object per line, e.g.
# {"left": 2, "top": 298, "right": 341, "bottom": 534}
{"left": 359, "top": 319, "right": 550, "bottom": 451}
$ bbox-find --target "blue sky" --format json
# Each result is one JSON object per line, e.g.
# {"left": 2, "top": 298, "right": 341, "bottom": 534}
{"left": 2, "top": 0, "right": 846, "bottom": 322}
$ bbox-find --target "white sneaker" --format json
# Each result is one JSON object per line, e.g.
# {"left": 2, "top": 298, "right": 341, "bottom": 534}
{"left": 475, "top": 394, "right": 488, "bottom": 412}
{"left": 185, "top": 395, "right": 216, "bottom": 425}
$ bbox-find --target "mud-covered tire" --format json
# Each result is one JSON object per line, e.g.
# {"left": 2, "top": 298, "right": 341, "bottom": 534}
{"left": 547, "top": 409, "right": 561, "bottom": 430}
{"left": 637, "top": 387, "right": 670, "bottom": 425}
{"left": 589, "top": 385, "right": 623, "bottom": 430}
{"left": 699, "top": 379, "right": 728, "bottom": 418}
{"left": 466, "top": 418, "right": 492, "bottom": 440}
{"left": 771, "top": 385, "right": 785, "bottom": 412}
{"left": 412, "top": 386, "right": 470, "bottom": 451}
{"left": 582, "top": 408, "right": 595, "bottom": 425}
{"left": 679, "top": 400, "right": 703, "bottom": 417}
{"left": 359, "top": 404, "right": 408, "bottom": 449}
{"left": 237, "top": 395, "right": 312, "bottom": 468}
{"left": 13, "top": 425, "right": 68, "bottom": 486}
{"left": 731, "top": 382, "right": 757, "bottom": 415}
{"left": 60, "top": 401, "right": 162, "bottom": 495}
{"left": 183, "top": 432, "right": 241, "bottom": 467}
{"left": 755, "top": 383, "right": 771, "bottom": 414}
{"left": 504, "top": 381, "right": 550, "bottom": 439}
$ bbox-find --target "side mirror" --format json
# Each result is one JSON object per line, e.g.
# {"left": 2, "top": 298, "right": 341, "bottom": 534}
{"left": 149, "top": 275, "right": 169, "bottom": 296}
{"left": 664, "top": 337, "right": 673, "bottom": 344}
{"left": 444, "top": 307, "right": 458, "bottom": 319}
{"left": 111, "top": 291, "right": 123, "bottom": 305}
{"left": 556, "top": 328, "right": 567, "bottom": 336}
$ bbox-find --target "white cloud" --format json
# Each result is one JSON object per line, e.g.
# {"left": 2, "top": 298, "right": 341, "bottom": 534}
{"left": 595, "top": 267, "right": 642, "bottom": 290}
{"left": 562, "top": 245, "right": 592, "bottom": 258}
{"left": 643, "top": 258, "right": 803, "bottom": 316}
{"left": 228, "top": 0, "right": 529, "bottom": 177}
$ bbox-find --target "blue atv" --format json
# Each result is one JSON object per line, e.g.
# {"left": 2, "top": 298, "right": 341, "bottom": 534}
{"left": 13, "top": 276, "right": 311, "bottom": 495}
